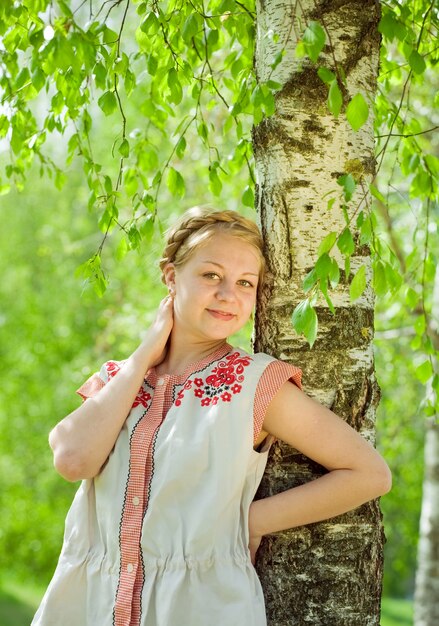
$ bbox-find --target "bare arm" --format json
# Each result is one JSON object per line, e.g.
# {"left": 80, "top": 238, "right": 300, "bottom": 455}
{"left": 249, "top": 382, "right": 391, "bottom": 562}
{"left": 49, "top": 296, "right": 174, "bottom": 482}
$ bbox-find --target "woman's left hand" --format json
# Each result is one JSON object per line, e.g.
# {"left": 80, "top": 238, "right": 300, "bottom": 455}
{"left": 248, "top": 502, "right": 264, "bottom": 564}
{"left": 248, "top": 533, "right": 263, "bottom": 565}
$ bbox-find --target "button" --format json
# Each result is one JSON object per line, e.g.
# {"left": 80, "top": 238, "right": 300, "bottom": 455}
{"left": 132, "top": 496, "right": 140, "bottom": 506}
{"left": 127, "top": 563, "right": 134, "bottom": 573}
{"left": 157, "top": 377, "right": 165, "bottom": 386}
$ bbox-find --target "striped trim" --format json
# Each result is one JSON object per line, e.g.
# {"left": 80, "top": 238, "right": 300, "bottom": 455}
{"left": 76, "top": 372, "right": 105, "bottom": 400}
{"left": 253, "top": 360, "right": 302, "bottom": 443}
{"left": 112, "top": 382, "right": 160, "bottom": 626}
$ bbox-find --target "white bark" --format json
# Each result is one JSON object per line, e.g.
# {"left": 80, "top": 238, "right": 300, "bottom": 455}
{"left": 414, "top": 268, "right": 439, "bottom": 626}
{"left": 253, "top": 1, "right": 384, "bottom": 624}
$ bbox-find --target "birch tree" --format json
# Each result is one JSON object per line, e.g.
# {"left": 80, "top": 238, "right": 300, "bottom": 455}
{"left": 414, "top": 268, "right": 439, "bottom": 626}
{"left": 252, "top": 2, "right": 384, "bottom": 624}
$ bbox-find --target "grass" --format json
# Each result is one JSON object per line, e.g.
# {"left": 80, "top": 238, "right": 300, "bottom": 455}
{"left": 0, "top": 580, "right": 413, "bottom": 626}
{"left": 381, "top": 597, "right": 413, "bottom": 626}
{"left": 0, "top": 579, "right": 43, "bottom": 626}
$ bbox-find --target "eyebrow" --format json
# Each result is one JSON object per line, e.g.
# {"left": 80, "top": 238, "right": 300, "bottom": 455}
{"left": 201, "top": 260, "right": 259, "bottom": 277}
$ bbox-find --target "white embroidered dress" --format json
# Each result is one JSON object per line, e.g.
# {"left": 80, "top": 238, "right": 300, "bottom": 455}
{"left": 33, "top": 344, "right": 301, "bottom": 626}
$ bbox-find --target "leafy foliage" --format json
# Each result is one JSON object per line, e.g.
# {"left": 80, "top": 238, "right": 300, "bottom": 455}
{"left": 0, "top": 0, "right": 259, "bottom": 270}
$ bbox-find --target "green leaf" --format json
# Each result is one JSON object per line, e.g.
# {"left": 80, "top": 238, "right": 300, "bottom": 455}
{"left": 197, "top": 121, "right": 208, "bottom": 142}
{"left": 317, "top": 231, "right": 337, "bottom": 256}
{"left": 346, "top": 93, "right": 369, "bottom": 131}
{"left": 115, "top": 236, "right": 128, "bottom": 260}
{"left": 317, "top": 67, "right": 335, "bottom": 84}
{"left": 302, "top": 21, "right": 326, "bottom": 63}
{"left": 373, "top": 260, "right": 387, "bottom": 296}
{"left": 315, "top": 253, "right": 332, "bottom": 278}
{"left": 118, "top": 138, "right": 129, "bottom": 157}
{"left": 242, "top": 185, "right": 254, "bottom": 208}
{"left": 303, "top": 269, "right": 317, "bottom": 293}
{"left": 344, "top": 256, "right": 350, "bottom": 281}
{"left": 328, "top": 258, "right": 340, "bottom": 287}
{"left": 378, "top": 12, "right": 406, "bottom": 42}
{"left": 98, "top": 90, "right": 117, "bottom": 116}
{"left": 140, "top": 214, "right": 155, "bottom": 240}
{"left": 327, "top": 80, "right": 342, "bottom": 117}
{"left": 175, "top": 136, "right": 186, "bottom": 159}
{"left": 320, "top": 279, "right": 335, "bottom": 314}
{"left": 209, "top": 168, "right": 222, "bottom": 196}
{"left": 271, "top": 50, "right": 284, "bottom": 70}
{"left": 415, "top": 360, "right": 433, "bottom": 385}
{"left": 141, "top": 12, "right": 159, "bottom": 34}
{"left": 350, "top": 265, "right": 366, "bottom": 301}
{"left": 405, "top": 286, "right": 418, "bottom": 308}
{"left": 182, "top": 13, "right": 199, "bottom": 43}
{"left": 291, "top": 299, "right": 318, "bottom": 347}
{"left": 167, "top": 167, "right": 185, "bottom": 198}
{"left": 337, "top": 173, "right": 356, "bottom": 201}
{"left": 408, "top": 50, "right": 426, "bottom": 75}
{"left": 167, "top": 68, "right": 183, "bottom": 105}
{"left": 147, "top": 53, "right": 158, "bottom": 75}
{"left": 337, "top": 228, "right": 355, "bottom": 255}
{"left": 128, "top": 225, "right": 141, "bottom": 250}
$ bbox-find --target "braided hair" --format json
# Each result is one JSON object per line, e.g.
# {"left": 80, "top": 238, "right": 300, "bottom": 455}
{"left": 159, "top": 206, "right": 266, "bottom": 285}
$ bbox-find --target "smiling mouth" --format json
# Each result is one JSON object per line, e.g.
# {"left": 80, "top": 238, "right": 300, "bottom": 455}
{"left": 207, "top": 309, "right": 236, "bottom": 320}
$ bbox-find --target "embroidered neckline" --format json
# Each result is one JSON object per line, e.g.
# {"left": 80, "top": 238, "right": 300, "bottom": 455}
{"left": 145, "top": 342, "right": 233, "bottom": 386}
{"left": 173, "top": 351, "right": 253, "bottom": 408}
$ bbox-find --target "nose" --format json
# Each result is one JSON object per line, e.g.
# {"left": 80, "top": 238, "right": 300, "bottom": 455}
{"left": 216, "top": 281, "right": 236, "bottom": 302}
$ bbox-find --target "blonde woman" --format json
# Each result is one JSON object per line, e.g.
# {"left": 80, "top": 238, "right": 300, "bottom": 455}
{"left": 33, "top": 206, "right": 391, "bottom": 626}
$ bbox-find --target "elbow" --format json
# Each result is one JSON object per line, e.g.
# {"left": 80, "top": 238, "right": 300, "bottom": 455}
{"left": 372, "top": 460, "right": 392, "bottom": 498}
{"left": 49, "top": 428, "right": 91, "bottom": 482}
{"left": 52, "top": 449, "right": 87, "bottom": 482}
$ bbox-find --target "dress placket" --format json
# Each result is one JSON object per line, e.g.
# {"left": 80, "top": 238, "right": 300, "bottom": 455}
{"left": 114, "top": 378, "right": 168, "bottom": 626}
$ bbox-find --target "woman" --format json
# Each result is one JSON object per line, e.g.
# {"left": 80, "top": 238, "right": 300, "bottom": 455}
{"left": 32, "top": 206, "right": 391, "bottom": 626}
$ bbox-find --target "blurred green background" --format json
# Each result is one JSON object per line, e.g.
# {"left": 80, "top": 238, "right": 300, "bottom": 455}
{"left": 0, "top": 166, "right": 422, "bottom": 625}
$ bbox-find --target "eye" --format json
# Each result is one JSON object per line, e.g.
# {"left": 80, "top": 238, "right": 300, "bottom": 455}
{"left": 203, "top": 272, "right": 221, "bottom": 280}
{"left": 238, "top": 279, "right": 255, "bottom": 288}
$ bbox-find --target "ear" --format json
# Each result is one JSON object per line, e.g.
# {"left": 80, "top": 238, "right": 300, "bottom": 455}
{"left": 163, "top": 263, "right": 176, "bottom": 293}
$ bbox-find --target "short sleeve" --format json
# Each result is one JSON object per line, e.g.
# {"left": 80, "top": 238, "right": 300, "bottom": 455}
{"left": 253, "top": 360, "right": 302, "bottom": 443}
{"left": 76, "top": 360, "right": 124, "bottom": 400}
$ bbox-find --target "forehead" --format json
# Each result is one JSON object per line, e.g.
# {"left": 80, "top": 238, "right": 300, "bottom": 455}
{"left": 189, "top": 232, "right": 261, "bottom": 270}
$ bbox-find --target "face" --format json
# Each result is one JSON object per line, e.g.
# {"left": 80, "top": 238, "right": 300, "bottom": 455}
{"left": 164, "top": 232, "right": 261, "bottom": 343}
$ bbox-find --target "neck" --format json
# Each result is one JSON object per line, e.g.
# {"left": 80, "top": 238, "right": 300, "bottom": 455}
{"left": 155, "top": 332, "right": 228, "bottom": 376}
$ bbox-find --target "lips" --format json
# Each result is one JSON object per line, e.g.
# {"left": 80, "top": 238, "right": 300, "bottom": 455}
{"left": 206, "top": 309, "right": 236, "bottom": 321}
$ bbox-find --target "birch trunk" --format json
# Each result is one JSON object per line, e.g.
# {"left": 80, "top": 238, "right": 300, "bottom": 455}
{"left": 252, "top": 1, "right": 384, "bottom": 624}
{"left": 414, "top": 269, "right": 439, "bottom": 626}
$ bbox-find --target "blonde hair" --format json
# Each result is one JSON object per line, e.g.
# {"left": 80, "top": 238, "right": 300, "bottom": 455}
{"left": 159, "top": 206, "right": 266, "bottom": 285}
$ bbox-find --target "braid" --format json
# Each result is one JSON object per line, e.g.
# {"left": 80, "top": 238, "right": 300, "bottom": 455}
{"left": 159, "top": 206, "right": 265, "bottom": 284}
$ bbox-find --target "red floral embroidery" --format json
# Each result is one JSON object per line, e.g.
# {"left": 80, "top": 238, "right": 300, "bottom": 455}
{"left": 132, "top": 388, "right": 152, "bottom": 408}
{"left": 106, "top": 361, "right": 121, "bottom": 378}
{"left": 174, "top": 352, "right": 252, "bottom": 408}
{"left": 104, "top": 362, "right": 151, "bottom": 409}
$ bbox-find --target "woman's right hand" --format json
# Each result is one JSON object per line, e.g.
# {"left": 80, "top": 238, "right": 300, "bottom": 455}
{"left": 49, "top": 295, "right": 175, "bottom": 482}
{"left": 138, "top": 295, "right": 174, "bottom": 368}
